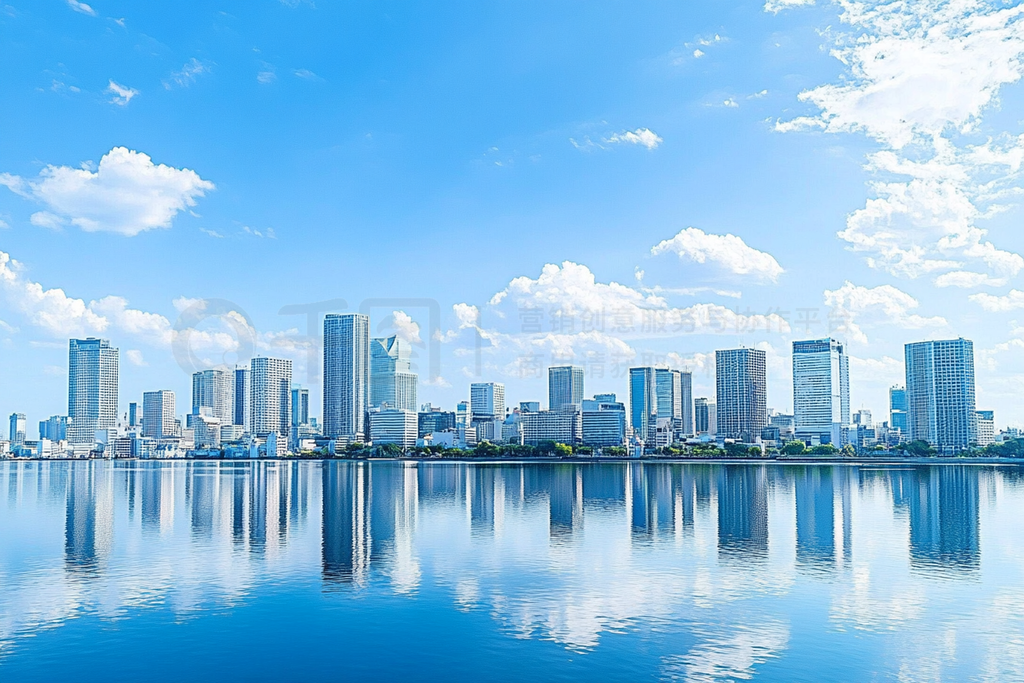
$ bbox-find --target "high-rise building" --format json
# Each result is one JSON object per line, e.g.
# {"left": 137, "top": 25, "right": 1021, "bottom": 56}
{"left": 323, "top": 314, "right": 370, "bottom": 440}
{"left": 654, "top": 368, "right": 694, "bottom": 437}
{"left": 68, "top": 338, "right": 119, "bottom": 444}
{"left": 695, "top": 398, "right": 716, "bottom": 437}
{"left": 250, "top": 357, "right": 293, "bottom": 438}
{"left": 470, "top": 382, "right": 505, "bottom": 420}
{"left": 370, "top": 335, "right": 418, "bottom": 411}
{"left": 142, "top": 390, "right": 176, "bottom": 439}
{"left": 792, "top": 338, "right": 850, "bottom": 445}
{"left": 889, "top": 386, "right": 908, "bottom": 435}
{"left": 629, "top": 367, "right": 657, "bottom": 443}
{"left": 192, "top": 369, "right": 234, "bottom": 423}
{"left": 581, "top": 396, "right": 626, "bottom": 447}
{"left": 233, "top": 366, "right": 250, "bottom": 430}
{"left": 976, "top": 410, "right": 995, "bottom": 447}
{"left": 8, "top": 413, "right": 26, "bottom": 445}
{"left": 128, "top": 402, "right": 139, "bottom": 428}
{"left": 905, "top": 338, "right": 976, "bottom": 453}
{"left": 715, "top": 348, "right": 767, "bottom": 443}
{"left": 548, "top": 366, "right": 584, "bottom": 410}
{"left": 291, "top": 386, "right": 310, "bottom": 426}
{"left": 39, "top": 415, "right": 69, "bottom": 442}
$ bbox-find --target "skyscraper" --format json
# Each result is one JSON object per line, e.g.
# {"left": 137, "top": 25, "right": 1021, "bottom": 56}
{"left": 142, "top": 390, "right": 176, "bottom": 439}
{"left": 8, "top": 413, "right": 26, "bottom": 445}
{"left": 192, "top": 368, "right": 234, "bottom": 422}
{"left": 323, "top": 313, "right": 370, "bottom": 440}
{"left": 654, "top": 368, "right": 694, "bottom": 436}
{"left": 250, "top": 357, "right": 293, "bottom": 438}
{"left": 233, "top": 366, "right": 250, "bottom": 430}
{"left": 39, "top": 415, "right": 69, "bottom": 442}
{"left": 715, "top": 348, "right": 767, "bottom": 443}
{"left": 470, "top": 382, "right": 505, "bottom": 420}
{"left": 792, "top": 338, "right": 850, "bottom": 445}
{"left": 548, "top": 366, "right": 584, "bottom": 410}
{"left": 291, "top": 386, "right": 310, "bottom": 426}
{"left": 370, "top": 335, "right": 418, "bottom": 411}
{"left": 695, "top": 398, "right": 716, "bottom": 437}
{"left": 68, "top": 338, "right": 119, "bottom": 444}
{"left": 889, "top": 386, "right": 908, "bottom": 435}
{"left": 628, "top": 367, "right": 657, "bottom": 443}
{"left": 905, "top": 338, "right": 976, "bottom": 453}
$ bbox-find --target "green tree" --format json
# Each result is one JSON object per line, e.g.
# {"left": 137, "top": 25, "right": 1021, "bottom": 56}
{"left": 903, "top": 440, "right": 936, "bottom": 457}
{"left": 553, "top": 442, "right": 573, "bottom": 457}
{"left": 781, "top": 441, "right": 806, "bottom": 455}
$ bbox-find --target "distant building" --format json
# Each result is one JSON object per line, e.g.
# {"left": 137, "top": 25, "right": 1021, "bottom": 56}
{"left": 628, "top": 367, "right": 657, "bottom": 443}
{"left": 889, "top": 386, "right": 908, "bottom": 436}
{"left": 192, "top": 368, "right": 234, "bottom": 423}
{"left": 581, "top": 396, "right": 626, "bottom": 447}
{"left": 470, "top": 382, "right": 505, "bottom": 420}
{"left": 768, "top": 412, "right": 795, "bottom": 441}
{"left": 418, "top": 408, "right": 456, "bottom": 438}
{"left": 548, "top": 366, "right": 584, "bottom": 410}
{"left": 291, "top": 386, "right": 310, "bottom": 426}
{"left": 39, "top": 415, "right": 69, "bottom": 442}
{"left": 128, "top": 402, "right": 139, "bottom": 428}
{"left": 8, "top": 413, "right": 25, "bottom": 445}
{"left": 142, "top": 390, "right": 176, "bottom": 439}
{"left": 976, "top": 410, "right": 995, "bottom": 447}
{"left": 792, "top": 338, "right": 849, "bottom": 445}
{"left": 233, "top": 366, "right": 250, "bottom": 430}
{"left": 521, "top": 406, "right": 582, "bottom": 446}
{"left": 716, "top": 348, "right": 767, "bottom": 442}
{"left": 905, "top": 338, "right": 976, "bottom": 453}
{"left": 68, "top": 338, "right": 119, "bottom": 444}
{"left": 695, "top": 398, "right": 716, "bottom": 438}
{"left": 250, "top": 357, "right": 292, "bottom": 439}
{"left": 519, "top": 401, "right": 540, "bottom": 413}
{"left": 371, "top": 335, "right": 418, "bottom": 411}
{"left": 369, "top": 409, "right": 418, "bottom": 447}
{"left": 323, "top": 313, "right": 370, "bottom": 440}
{"left": 655, "top": 368, "right": 694, "bottom": 438}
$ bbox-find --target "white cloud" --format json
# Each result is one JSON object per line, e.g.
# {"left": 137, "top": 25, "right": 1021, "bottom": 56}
{"left": 257, "top": 71, "right": 276, "bottom": 84}
{"left": 605, "top": 128, "right": 662, "bottom": 150}
{"left": 722, "top": 98, "right": 739, "bottom": 108}
{"left": 106, "top": 80, "right": 139, "bottom": 106}
{"left": 66, "top": 0, "right": 96, "bottom": 16}
{"left": 764, "top": 0, "right": 814, "bottom": 14}
{"left": 0, "top": 147, "right": 214, "bottom": 236}
{"left": 125, "top": 349, "right": 147, "bottom": 366}
{"left": 693, "top": 49, "right": 705, "bottom": 58}
{"left": 30, "top": 212, "right": 64, "bottom": 230}
{"left": 969, "top": 290, "right": 1024, "bottom": 312}
{"left": 294, "top": 69, "right": 320, "bottom": 80}
{"left": 823, "top": 281, "right": 946, "bottom": 344}
{"left": 391, "top": 310, "right": 422, "bottom": 344}
{"left": 651, "top": 227, "right": 784, "bottom": 282}
{"left": 933, "top": 271, "right": 1006, "bottom": 288}
{"left": 199, "top": 228, "right": 224, "bottom": 238}
{"left": 165, "top": 58, "right": 209, "bottom": 89}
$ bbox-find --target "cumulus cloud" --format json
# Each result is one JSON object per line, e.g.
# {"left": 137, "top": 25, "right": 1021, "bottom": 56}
{"left": 969, "top": 290, "right": 1024, "bottom": 312}
{"left": 391, "top": 310, "right": 422, "bottom": 345}
{"left": 605, "top": 128, "right": 662, "bottom": 150}
{"left": 823, "top": 281, "right": 946, "bottom": 344}
{"left": 764, "top": 0, "right": 814, "bottom": 14}
{"left": 106, "top": 80, "right": 139, "bottom": 106}
{"left": 774, "top": 0, "right": 1024, "bottom": 282}
{"left": 0, "top": 147, "right": 214, "bottom": 236}
{"left": 934, "top": 271, "right": 1006, "bottom": 288}
{"left": 125, "top": 349, "right": 147, "bottom": 366}
{"left": 66, "top": 0, "right": 96, "bottom": 15}
{"left": 651, "top": 227, "right": 784, "bottom": 282}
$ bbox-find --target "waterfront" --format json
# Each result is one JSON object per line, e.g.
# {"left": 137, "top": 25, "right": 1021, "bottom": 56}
{"left": 1, "top": 460, "right": 1023, "bottom": 682}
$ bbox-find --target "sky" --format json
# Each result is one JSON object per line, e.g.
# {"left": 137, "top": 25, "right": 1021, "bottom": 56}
{"left": 3, "top": 0, "right": 1024, "bottom": 436}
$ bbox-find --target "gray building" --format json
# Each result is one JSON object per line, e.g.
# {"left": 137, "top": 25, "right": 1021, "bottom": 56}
{"left": 581, "top": 395, "right": 626, "bottom": 447}
{"left": 470, "top": 382, "right": 505, "bottom": 420}
{"left": 143, "top": 390, "right": 176, "bottom": 439}
{"left": 250, "top": 357, "right": 292, "bottom": 438}
{"left": 233, "top": 366, "right": 250, "bottom": 430}
{"left": 889, "top": 386, "right": 908, "bottom": 435}
{"left": 323, "top": 313, "right": 370, "bottom": 440}
{"left": 371, "top": 335, "right": 418, "bottom": 412}
{"left": 9, "top": 413, "right": 26, "bottom": 445}
{"left": 68, "top": 338, "right": 119, "bottom": 445}
{"left": 521, "top": 407, "right": 582, "bottom": 446}
{"left": 291, "top": 386, "right": 310, "bottom": 426}
{"left": 715, "top": 348, "right": 767, "bottom": 443}
{"left": 192, "top": 368, "right": 234, "bottom": 423}
{"left": 905, "top": 338, "right": 976, "bottom": 453}
{"left": 548, "top": 366, "right": 584, "bottom": 410}
{"left": 792, "top": 338, "right": 849, "bottom": 445}
{"left": 695, "top": 398, "right": 716, "bottom": 437}
{"left": 655, "top": 368, "right": 694, "bottom": 437}
{"left": 628, "top": 367, "right": 657, "bottom": 443}
{"left": 39, "top": 415, "right": 69, "bottom": 442}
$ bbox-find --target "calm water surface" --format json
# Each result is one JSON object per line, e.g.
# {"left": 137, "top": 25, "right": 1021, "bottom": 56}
{"left": 1, "top": 460, "right": 1023, "bottom": 682}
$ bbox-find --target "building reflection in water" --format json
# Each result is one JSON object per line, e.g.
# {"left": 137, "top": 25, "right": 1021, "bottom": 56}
{"left": 793, "top": 466, "right": 852, "bottom": 571}
{"left": 897, "top": 466, "right": 980, "bottom": 572}
{"left": 717, "top": 465, "right": 769, "bottom": 560}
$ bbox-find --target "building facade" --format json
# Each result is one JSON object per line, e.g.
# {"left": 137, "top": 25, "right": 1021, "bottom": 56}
{"left": 905, "top": 338, "right": 976, "bottom": 453}
{"left": 142, "top": 390, "right": 176, "bottom": 439}
{"left": 68, "top": 338, "right": 119, "bottom": 445}
{"left": 889, "top": 386, "right": 908, "bottom": 436}
{"left": 233, "top": 366, "right": 250, "bottom": 430}
{"left": 291, "top": 387, "right": 310, "bottom": 426}
{"left": 250, "top": 357, "right": 293, "bottom": 438}
{"left": 369, "top": 409, "right": 418, "bottom": 447}
{"left": 323, "top": 313, "right": 370, "bottom": 440}
{"left": 628, "top": 367, "right": 657, "bottom": 443}
{"left": 192, "top": 368, "right": 234, "bottom": 423}
{"left": 370, "top": 335, "right": 418, "bottom": 412}
{"left": 548, "top": 366, "right": 584, "bottom": 410}
{"left": 695, "top": 398, "right": 716, "bottom": 437}
{"left": 976, "top": 410, "right": 995, "bottom": 447}
{"left": 792, "top": 338, "right": 849, "bottom": 445}
{"left": 715, "top": 348, "right": 767, "bottom": 443}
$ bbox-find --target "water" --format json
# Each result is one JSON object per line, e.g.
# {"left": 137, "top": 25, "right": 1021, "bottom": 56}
{"left": 1, "top": 460, "right": 1022, "bottom": 682}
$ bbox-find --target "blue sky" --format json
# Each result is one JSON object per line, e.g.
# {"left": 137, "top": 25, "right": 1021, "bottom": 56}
{"left": 3, "top": 0, "right": 1024, "bottom": 434}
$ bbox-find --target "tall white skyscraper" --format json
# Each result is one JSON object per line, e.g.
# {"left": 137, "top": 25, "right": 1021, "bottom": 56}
{"left": 715, "top": 348, "right": 767, "bottom": 443}
{"left": 905, "top": 338, "right": 976, "bottom": 453}
{"left": 792, "top": 338, "right": 850, "bottom": 445}
{"left": 470, "top": 382, "right": 505, "bottom": 419}
{"left": 233, "top": 366, "right": 250, "bottom": 430}
{"left": 68, "top": 338, "right": 119, "bottom": 444}
{"left": 251, "top": 357, "right": 293, "bottom": 438}
{"left": 548, "top": 366, "right": 584, "bottom": 410}
{"left": 142, "top": 390, "right": 176, "bottom": 439}
{"left": 192, "top": 368, "right": 234, "bottom": 422}
{"left": 323, "top": 313, "right": 370, "bottom": 440}
{"left": 370, "top": 335, "right": 418, "bottom": 411}
{"left": 8, "top": 413, "right": 26, "bottom": 445}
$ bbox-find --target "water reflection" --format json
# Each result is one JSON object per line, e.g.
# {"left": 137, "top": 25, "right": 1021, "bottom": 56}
{"left": 0, "top": 460, "right": 1021, "bottom": 680}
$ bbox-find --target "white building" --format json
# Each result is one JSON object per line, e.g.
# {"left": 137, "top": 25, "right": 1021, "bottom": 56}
{"left": 548, "top": 366, "right": 584, "bottom": 410}
{"left": 521, "top": 407, "right": 581, "bottom": 446}
{"left": 716, "top": 348, "right": 767, "bottom": 443}
{"left": 323, "top": 313, "right": 370, "bottom": 440}
{"left": 369, "top": 409, "right": 418, "bottom": 447}
{"left": 192, "top": 368, "right": 234, "bottom": 423}
{"left": 250, "top": 357, "right": 292, "bottom": 439}
{"left": 792, "top": 338, "right": 849, "bottom": 446}
{"left": 371, "top": 336, "right": 418, "bottom": 411}
{"left": 976, "top": 410, "right": 995, "bottom": 447}
{"left": 142, "top": 390, "right": 176, "bottom": 439}
{"left": 68, "top": 338, "right": 119, "bottom": 445}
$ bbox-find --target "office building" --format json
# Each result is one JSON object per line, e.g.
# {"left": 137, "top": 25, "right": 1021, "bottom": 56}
{"left": 192, "top": 369, "right": 234, "bottom": 423}
{"left": 370, "top": 335, "right": 418, "bottom": 411}
{"left": 369, "top": 409, "right": 418, "bottom": 447}
{"left": 291, "top": 386, "right": 310, "bottom": 426}
{"left": 128, "top": 402, "right": 139, "bottom": 428}
{"left": 418, "top": 409, "right": 456, "bottom": 438}
{"left": 548, "top": 366, "right": 584, "bottom": 410}
{"left": 905, "top": 338, "right": 976, "bottom": 452}
{"left": 976, "top": 410, "right": 995, "bottom": 447}
{"left": 68, "top": 338, "right": 119, "bottom": 444}
{"left": 889, "top": 386, "right": 908, "bottom": 435}
{"left": 251, "top": 357, "right": 293, "bottom": 438}
{"left": 8, "top": 413, "right": 25, "bottom": 445}
{"left": 233, "top": 366, "right": 250, "bottom": 430}
{"left": 581, "top": 396, "right": 626, "bottom": 447}
{"left": 792, "top": 338, "right": 849, "bottom": 445}
{"left": 715, "top": 348, "right": 767, "bottom": 443}
{"left": 695, "top": 398, "right": 716, "bottom": 437}
{"left": 323, "top": 313, "right": 370, "bottom": 440}
{"left": 655, "top": 368, "right": 694, "bottom": 437}
{"left": 520, "top": 406, "right": 582, "bottom": 446}
{"left": 470, "top": 382, "right": 505, "bottom": 420}
{"left": 628, "top": 367, "right": 657, "bottom": 443}
{"left": 143, "top": 390, "right": 176, "bottom": 439}
{"left": 39, "top": 415, "right": 69, "bottom": 442}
